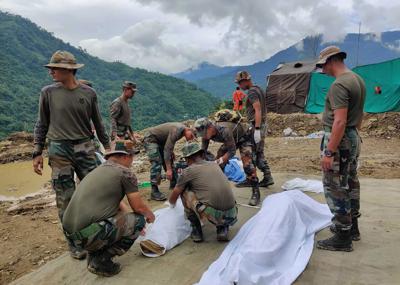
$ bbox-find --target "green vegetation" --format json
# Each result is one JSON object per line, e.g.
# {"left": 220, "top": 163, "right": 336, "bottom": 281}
{"left": 0, "top": 11, "right": 219, "bottom": 138}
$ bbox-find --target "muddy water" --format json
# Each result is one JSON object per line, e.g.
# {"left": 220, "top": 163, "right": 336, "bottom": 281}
{"left": 0, "top": 160, "right": 51, "bottom": 199}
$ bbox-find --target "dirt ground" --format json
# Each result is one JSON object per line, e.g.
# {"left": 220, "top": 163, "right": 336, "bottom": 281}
{"left": 1, "top": 135, "right": 399, "bottom": 284}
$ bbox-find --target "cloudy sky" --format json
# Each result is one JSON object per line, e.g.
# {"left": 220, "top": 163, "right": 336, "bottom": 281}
{"left": 1, "top": 0, "right": 399, "bottom": 73}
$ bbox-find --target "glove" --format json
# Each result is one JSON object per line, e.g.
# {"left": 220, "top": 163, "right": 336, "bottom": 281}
{"left": 254, "top": 129, "right": 261, "bottom": 144}
{"left": 215, "top": 157, "right": 224, "bottom": 165}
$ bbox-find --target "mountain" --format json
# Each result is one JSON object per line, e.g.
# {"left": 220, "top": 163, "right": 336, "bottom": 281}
{"left": 0, "top": 11, "right": 219, "bottom": 138}
{"left": 173, "top": 62, "right": 240, "bottom": 82}
{"left": 174, "top": 32, "right": 400, "bottom": 98}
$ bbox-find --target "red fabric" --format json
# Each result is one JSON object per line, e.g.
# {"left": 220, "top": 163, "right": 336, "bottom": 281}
{"left": 233, "top": 90, "right": 246, "bottom": 111}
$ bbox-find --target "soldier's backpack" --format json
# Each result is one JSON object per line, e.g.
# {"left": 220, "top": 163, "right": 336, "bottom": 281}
{"left": 214, "top": 109, "right": 242, "bottom": 123}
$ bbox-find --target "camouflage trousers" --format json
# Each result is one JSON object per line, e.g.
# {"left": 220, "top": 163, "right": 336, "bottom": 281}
{"left": 322, "top": 127, "right": 361, "bottom": 230}
{"left": 143, "top": 135, "right": 176, "bottom": 186}
{"left": 111, "top": 125, "right": 132, "bottom": 141}
{"left": 252, "top": 122, "right": 272, "bottom": 178}
{"left": 48, "top": 139, "right": 97, "bottom": 221}
{"left": 181, "top": 191, "right": 238, "bottom": 227}
{"left": 66, "top": 211, "right": 145, "bottom": 256}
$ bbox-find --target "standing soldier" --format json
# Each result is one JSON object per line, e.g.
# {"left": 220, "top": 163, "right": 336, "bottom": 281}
{"left": 110, "top": 81, "right": 137, "bottom": 142}
{"left": 235, "top": 71, "right": 274, "bottom": 188}
{"left": 32, "top": 50, "right": 110, "bottom": 259}
{"left": 315, "top": 46, "right": 365, "bottom": 252}
{"left": 194, "top": 118, "right": 261, "bottom": 206}
{"left": 143, "top": 122, "right": 195, "bottom": 201}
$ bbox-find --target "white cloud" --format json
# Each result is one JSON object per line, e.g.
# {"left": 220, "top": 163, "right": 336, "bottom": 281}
{"left": 1, "top": 0, "right": 400, "bottom": 73}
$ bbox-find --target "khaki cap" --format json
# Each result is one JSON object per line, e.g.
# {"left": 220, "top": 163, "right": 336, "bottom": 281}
{"left": 193, "top": 117, "right": 212, "bottom": 137}
{"left": 104, "top": 140, "right": 139, "bottom": 159}
{"left": 44, "top": 50, "right": 84, "bottom": 69}
{"left": 181, "top": 142, "right": 203, "bottom": 158}
{"left": 235, "top": 71, "right": 251, "bottom": 83}
{"left": 123, "top": 81, "right": 137, "bottom": 91}
{"left": 316, "top": 46, "right": 346, "bottom": 67}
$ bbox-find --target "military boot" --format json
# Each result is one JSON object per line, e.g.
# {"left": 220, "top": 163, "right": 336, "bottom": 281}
{"left": 216, "top": 226, "right": 229, "bottom": 242}
{"left": 87, "top": 251, "right": 121, "bottom": 277}
{"left": 317, "top": 229, "right": 353, "bottom": 252}
{"left": 235, "top": 179, "right": 252, "bottom": 188}
{"left": 151, "top": 184, "right": 167, "bottom": 201}
{"left": 259, "top": 175, "right": 275, "bottom": 187}
{"left": 68, "top": 244, "right": 87, "bottom": 260}
{"left": 330, "top": 218, "right": 361, "bottom": 241}
{"left": 187, "top": 214, "right": 203, "bottom": 243}
{"left": 248, "top": 180, "right": 260, "bottom": 206}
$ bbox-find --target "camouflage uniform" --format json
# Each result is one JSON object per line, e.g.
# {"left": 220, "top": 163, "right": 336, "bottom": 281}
{"left": 322, "top": 128, "right": 361, "bottom": 230}
{"left": 110, "top": 97, "right": 133, "bottom": 140}
{"left": 143, "top": 123, "right": 186, "bottom": 186}
{"left": 66, "top": 211, "right": 145, "bottom": 257}
{"left": 245, "top": 85, "right": 273, "bottom": 179}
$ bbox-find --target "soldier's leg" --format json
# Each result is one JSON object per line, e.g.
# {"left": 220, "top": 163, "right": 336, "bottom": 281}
{"left": 73, "top": 140, "right": 98, "bottom": 181}
{"left": 239, "top": 144, "right": 260, "bottom": 206}
{"left": 181, "top": 191, "right": 204, "bottom": 242}
{"left": 256, "top": 125, "right": 274, "bottom": 186}
{"left": 144, "top": 142, "right": 163, "bottom": 185}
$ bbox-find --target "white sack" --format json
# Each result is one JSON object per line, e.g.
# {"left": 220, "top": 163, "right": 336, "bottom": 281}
{"left": 140, "top": 198, "right": 191, "bottom": 257}
{"left": 195, "top": 190, "right": 332, "bottom": 285}
{"left": 282, "top": 178, "right": 324, "bottom": 193}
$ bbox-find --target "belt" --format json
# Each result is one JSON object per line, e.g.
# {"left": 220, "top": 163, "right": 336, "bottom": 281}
{"left": 50, "top": 137, "right": 92, "bottom": 145}
{"left": 65, "top": 222, "right": 103, "bottom": 241}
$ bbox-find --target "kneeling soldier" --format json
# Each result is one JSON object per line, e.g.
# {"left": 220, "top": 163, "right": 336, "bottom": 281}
{"left": 169, "top": 142, "right": 238, "bottom": 242}
{"left": 62, "top": 141, "right": 155, "bottom": 277}
{"left": 194, "top": 117, "right": 261, "bottom": 206}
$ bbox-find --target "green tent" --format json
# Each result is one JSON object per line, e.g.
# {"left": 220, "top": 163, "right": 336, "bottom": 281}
{"left": 305, "top": 58, "right": 400, "bottom": 113}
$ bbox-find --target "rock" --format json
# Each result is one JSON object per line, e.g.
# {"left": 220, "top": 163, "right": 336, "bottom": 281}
{"left": 387, "top": 126, "right": 396, "bottom": 131}
{"left": 283, "top": 128, "right": 293, "bottom": 137}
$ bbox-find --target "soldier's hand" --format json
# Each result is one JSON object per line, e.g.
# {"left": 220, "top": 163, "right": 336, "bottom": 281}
{"left": 33, "top": 155, "right": 44, "bottom": 176}
{"left": 321, "top": 155, "right": 334, "bottom": 172}
{"left": 166, "top": 169, "right": 173, "bottom": 181}
{"left": 146, "top": 211, "right": 156, "bottom": 223}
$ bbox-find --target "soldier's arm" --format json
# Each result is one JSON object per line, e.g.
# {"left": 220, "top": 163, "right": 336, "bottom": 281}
{"left": 109, "top": 101, "right": 121, "bottom": 136}
{"left": 220, "top": 129, "right": 236, "bottom": 163}
{"left": 91, "top": 94, "right": 110, "bottom": 149}
{"left": 201, "top": 137, "right": 210, "bottom": 151}
{"left": 169, "top": 185, "right": 184, "bottom": 206}
{"left": 126, "top": 192, "right": 155, "bottom": 223}
{"left": 252, "top": 100, "right": 262, "bottom": 128}
{"left": 33, "top": 91, "right": 50, "bottom": 153}
{"left": 163, "top": 129, "right": 180, "bottom": 171}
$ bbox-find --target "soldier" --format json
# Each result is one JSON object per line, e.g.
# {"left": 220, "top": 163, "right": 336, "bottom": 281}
{"left": 194, "top": 117, "right": 261, "bottom": 206}
{"left": 169, "top": 142, "right": 237, "bottom": 242}
{"left": 32, "top": 50, "right": 110, "bottom": 259}
{"left": 143, "top": 122, "right": 195, "bottom": 201}
{"left": 315, "top": 46, "right": 365, "bottom": 252}
{"left": 110, "top": 81, "right": 137, "bottom": 142}
{"left": 63, "top": 140, "right": 155, "bottom": 276}
{"left": 235, "top": 71, "right": 274, "bottom": 188}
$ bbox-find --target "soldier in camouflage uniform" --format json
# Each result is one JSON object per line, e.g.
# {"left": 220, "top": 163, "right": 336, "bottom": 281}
{"left": 315, "top": 46, "right": 365, "bottom": 252}
{"left": 110, "top": 81, "right": 137, "bottom": 142}
{"left": 169, "top": 142, "right": 237, "bottom": 242}
{"left": 63, "top": 140, "right": 155, "bottom": 277}
{"left": 194, "top": 117, "right": 261, "bottom": 206}
{"left": 32, "top": 51, "right": 110, "bottom": 259}
{"left": 235, "top": 71, "right": 274, "bottom": 188}
{"left": 143, "top": 122, "right": 195, "bottom": 201}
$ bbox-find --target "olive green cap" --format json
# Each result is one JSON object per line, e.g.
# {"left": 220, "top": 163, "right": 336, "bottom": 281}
{"left": 105, "top": 140, "right": 139, "bottom": 159}
{"left": 44, "top": 50, "right": 84, "bottom": 69}
{"left": 181, "top": 142, "right": 203, "bottom": 158}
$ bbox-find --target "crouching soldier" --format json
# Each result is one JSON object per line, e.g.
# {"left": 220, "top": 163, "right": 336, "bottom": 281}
{"left": 62, "top": 140, "right": 155, "bottom": 277}
{"left": 194, "top": 117, "right": 261, "bottom": 206}
{"left": 143, "top": 122, "right": 195, "bottom": 201}
{"left": 169, "top": 142, "right": 238, "bottom": 242}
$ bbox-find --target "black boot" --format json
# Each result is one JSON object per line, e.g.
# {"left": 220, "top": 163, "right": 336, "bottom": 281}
{"left": 248, "top": 180, "right": 260, "bottom": 206}
{"left": 259, "top": 176, "right": 275, "bottom": 187}
{"left": 216, "top": 226, "right": 229, "bottom": 242}
{"left": 87, "top": 251, "right": 121, "bottom": 277}
{"left": 68, "top": 244, "right": 87, "bottom": 260}
{"left": 330, "top": 218, "right": 361, "bottom": 241}
{"left": 151, "top": 185, "right": 167, "bottom": 201}
{"left": 235, "top": 179, "right": 252, "bottom": 188}
{"left": 317, "top": 229, "right": 353, "bottom": 252}
{"left": 187, "top": 214, "right": 203, "bottom": 243}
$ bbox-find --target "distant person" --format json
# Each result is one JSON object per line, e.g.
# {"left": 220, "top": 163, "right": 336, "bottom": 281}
{"left": 232, "top": 87, "right": 246, "bottom": 111}
{"left": 32, "top": 50, "right": 110, "bottom": 259}
{"left": 194, "top": 117, "right": 261, "bottom": 206}
{"left": 169, "top": 142, "right": 237, "bottom": 242}
{"left": 315, "top": 46, "right": 365, "bottom": 252}
{"left": 235, "top": 71, "right": 274, "bottom": 188}
{"left": 144, "top": 122, "right": 195, "bottom": 201}
{"left": 110, "top": 81, "right": 137, "bottom": 142}
{"left": 63, "top": 140, "right": 155, "bottom": 277}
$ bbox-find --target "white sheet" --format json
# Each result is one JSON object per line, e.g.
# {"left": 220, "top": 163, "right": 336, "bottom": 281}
{"left": 281, "top": 178, "right": 324, "bottom": 193}
{"left": 139, "top": 198, "right": 191, "bottom": 257}
{"left": 195, "top": 190, "right": 332, "bottom": 285}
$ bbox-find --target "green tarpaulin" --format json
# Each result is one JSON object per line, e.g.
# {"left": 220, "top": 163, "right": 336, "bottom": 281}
{"left": 305, "top": 58, "right": 400, "bottom": 113}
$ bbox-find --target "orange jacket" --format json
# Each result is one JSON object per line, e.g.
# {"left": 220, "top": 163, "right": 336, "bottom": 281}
{"left": 233, "top": 90, "right": 246, "bottom": 111}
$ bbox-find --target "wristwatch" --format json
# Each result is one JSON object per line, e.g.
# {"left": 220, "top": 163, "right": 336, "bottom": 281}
{"left": 323, "top": 149, "right": 335, "bottom": 157}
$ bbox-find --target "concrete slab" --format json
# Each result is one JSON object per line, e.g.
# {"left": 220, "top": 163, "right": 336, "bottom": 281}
{"left": 12, "top": 174, "right": 400, "bottom": 285}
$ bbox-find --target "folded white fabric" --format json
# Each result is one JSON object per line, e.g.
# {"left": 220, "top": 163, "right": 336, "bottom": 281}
{"left": 195, "top": 190, "right": 332, "bottom": 285}
{"left": 282, "top": 178, "right": 324, "bottom": 193}
{"left": 139, "top": 198, "right": 191, "bottom": 257}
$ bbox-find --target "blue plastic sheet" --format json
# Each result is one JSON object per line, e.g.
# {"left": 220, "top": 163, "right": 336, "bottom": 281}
{"left": 224, "top": 158, "right": 246, "bottom": 183}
